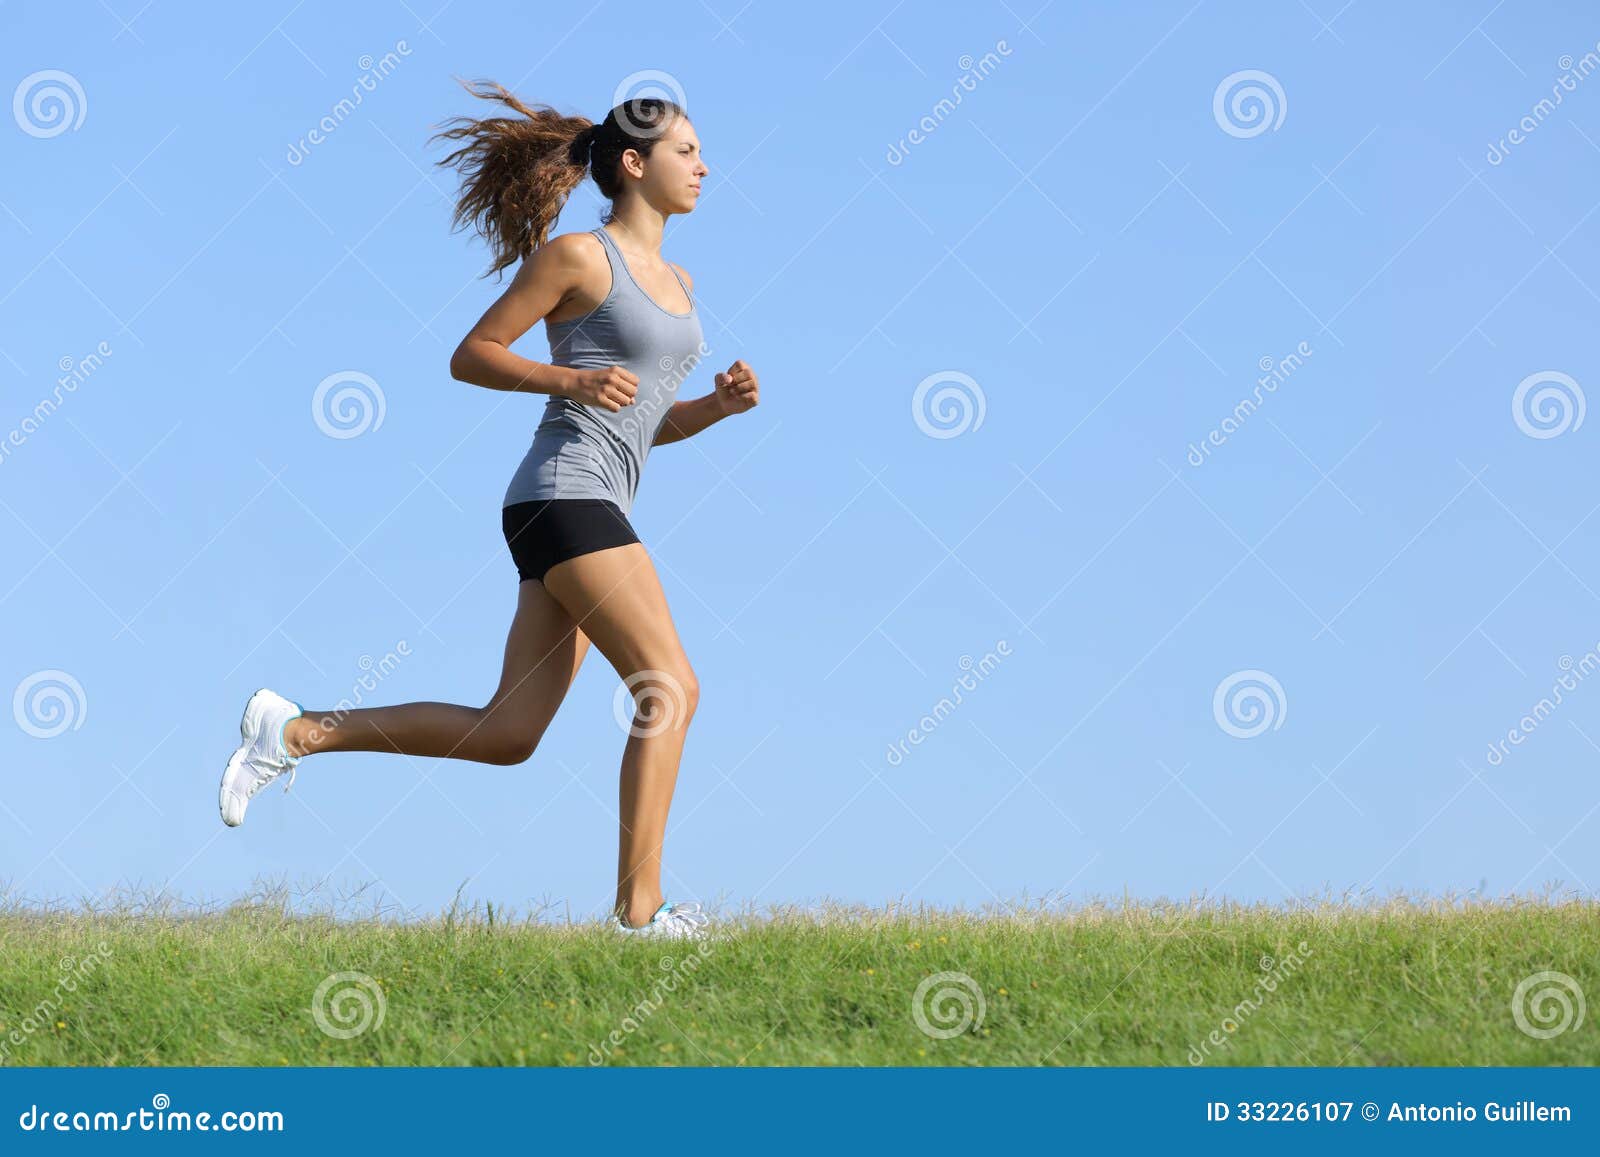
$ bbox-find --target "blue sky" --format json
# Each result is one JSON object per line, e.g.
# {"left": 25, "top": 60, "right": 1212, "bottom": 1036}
{"left": 2, "top": 1, "right": 1598, "bottom": 920}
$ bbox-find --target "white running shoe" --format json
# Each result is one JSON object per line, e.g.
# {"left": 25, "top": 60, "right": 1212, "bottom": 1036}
{"left": 610, "top": 900, "right": 709, "bottom": 940}
{"left": 219, "top": 688, "right": 304, "bottom": 827}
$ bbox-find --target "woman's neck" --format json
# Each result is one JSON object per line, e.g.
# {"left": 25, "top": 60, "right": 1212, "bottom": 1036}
{"left": 605, "top": 206, "right": 668, "bottom": 256}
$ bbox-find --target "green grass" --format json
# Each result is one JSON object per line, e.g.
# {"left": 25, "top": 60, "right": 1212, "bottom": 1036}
{"left": 1, "top": 893, "right": 1597, "bottom": 1066}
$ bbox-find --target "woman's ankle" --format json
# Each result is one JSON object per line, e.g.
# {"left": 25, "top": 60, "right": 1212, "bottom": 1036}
{"left": 617, "top": 895, "right": 665, "bottom": 929}
{"left": 283, "top": 716, "right": 314, "bottom": 758}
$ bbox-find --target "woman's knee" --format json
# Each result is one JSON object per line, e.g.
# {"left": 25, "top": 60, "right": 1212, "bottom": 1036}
{"left": 487, "top": 733, "right": 539, "bottom": 765}
{"left": 623, "top": 661, "right": 699, "bottom": 731}
{"left": 475, "top": 706, "right": 542, "bottom": 765}
{"left": 677, "top": 663, "right": 701, "bottom": 713}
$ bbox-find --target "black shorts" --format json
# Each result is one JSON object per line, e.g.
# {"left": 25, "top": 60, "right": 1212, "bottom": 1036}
{"left": 501, "top": 498, "right": 641, "bottom": 584}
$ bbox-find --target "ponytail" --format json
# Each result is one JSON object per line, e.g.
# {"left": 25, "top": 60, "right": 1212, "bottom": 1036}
{"left": 432, "top": 78, "right": 690, "bottom": 278}
{"left": 431, "top": 78, "right": 593, "bottom": 277}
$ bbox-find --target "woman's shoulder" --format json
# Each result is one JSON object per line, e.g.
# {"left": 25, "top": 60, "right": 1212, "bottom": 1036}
{"left": 542, "top": 228, "right": 605, "bottom": 259}
{"left": 518, "top": 228, "right": 609, "bottom": 287}
{"left": 524, "top": 229, "right": 617, "bottom": 326}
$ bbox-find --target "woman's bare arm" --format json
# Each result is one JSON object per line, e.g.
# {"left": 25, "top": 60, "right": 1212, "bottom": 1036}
{"left": 449, "top": 234, "right": 639, "bottom": 411}
{"left": 655, "top": 357, "right": 759, "bottom": 444}
{"left": 448, "top": 236, "right": 585, "bottom": 396}
{"left": 653, "top": 394, "right": 727, "bottom": 445}
{"left": 651, "top": 268, "right": 757, "bottom": 445}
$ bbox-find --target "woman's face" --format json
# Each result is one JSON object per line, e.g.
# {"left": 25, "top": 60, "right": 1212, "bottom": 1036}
{"left": 634, "top": 115, "right": 706, "bottom": 215}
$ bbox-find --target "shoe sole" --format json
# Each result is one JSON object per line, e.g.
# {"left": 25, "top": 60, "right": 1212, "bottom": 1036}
{"left": 218, "top": 689, "right": 271, "bottom": 828}
{"left": 218, "top": 742, "right": 250, "bottom": 827}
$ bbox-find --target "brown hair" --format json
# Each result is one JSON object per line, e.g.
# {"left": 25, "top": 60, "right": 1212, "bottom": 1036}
{"left": 431, "top": 78, "right": 688, "bottom": 278}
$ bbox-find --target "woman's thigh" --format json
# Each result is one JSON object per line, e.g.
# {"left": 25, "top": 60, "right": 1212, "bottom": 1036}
{"left": 485, "top": 578, "right": 593, "bottom": 731}
{"left": 539, "top": 543, "right": 697, "bottom": 703}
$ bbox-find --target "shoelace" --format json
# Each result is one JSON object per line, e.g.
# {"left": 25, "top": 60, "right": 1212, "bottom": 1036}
{"left": 272, "top": 716, "right": 301, "bottom": 794}
{"left": 244, "top": 752, "right": 297, "bottom": 800}
{"left": 614, "top": 901, "right": 709, "bottom": 936}
{"left": 658, "top": 901, "right": 708, "bottom": 934}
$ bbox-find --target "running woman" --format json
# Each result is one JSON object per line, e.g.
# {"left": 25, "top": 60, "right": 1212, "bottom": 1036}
{"left": 217, "top": 82, "right": 760, "bottom": 940}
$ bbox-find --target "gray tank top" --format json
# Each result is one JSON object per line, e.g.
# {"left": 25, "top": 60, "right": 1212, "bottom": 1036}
{"left": 503, "top": 226, "right": 707, "bottom": 515}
